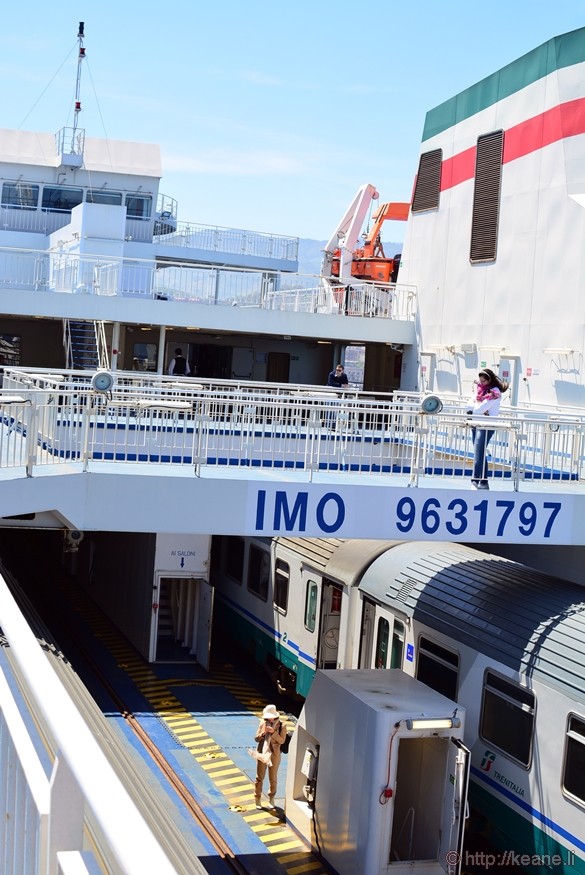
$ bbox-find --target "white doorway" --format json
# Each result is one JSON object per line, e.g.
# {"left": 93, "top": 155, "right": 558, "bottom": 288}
{"left": 149, "top": 575, "right": 214, "bottom": 668}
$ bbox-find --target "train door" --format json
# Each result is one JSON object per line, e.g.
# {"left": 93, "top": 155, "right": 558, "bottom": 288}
{"left": 359, "top": 599, "right": 376, "bottom": 668}
{"left": 359, "top": 603, "right": 405, "bottom": 670}
{"left": 150, "top": 574, "right": 214, "bottom": 668}
{"left": 317, "top": 579, "right": 343, "bottom": 669}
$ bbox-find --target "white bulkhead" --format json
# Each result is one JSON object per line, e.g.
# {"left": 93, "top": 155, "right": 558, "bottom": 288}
{"left": 285, "top": 669, "right": 469, "bottom": 875}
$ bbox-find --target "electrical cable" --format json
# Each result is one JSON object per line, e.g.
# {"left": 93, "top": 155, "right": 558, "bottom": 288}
{"left": 18, "top": 42, "right": 78, "bottom": 130}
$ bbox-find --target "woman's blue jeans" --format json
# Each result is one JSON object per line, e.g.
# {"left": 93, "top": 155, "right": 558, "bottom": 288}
{"left": 471, "top": 426, "right": 495, "bottom": 482}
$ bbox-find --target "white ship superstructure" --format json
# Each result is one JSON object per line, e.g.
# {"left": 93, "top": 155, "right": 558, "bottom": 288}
{"left": 400, "top": 26, "right": 585, "bottom": 413}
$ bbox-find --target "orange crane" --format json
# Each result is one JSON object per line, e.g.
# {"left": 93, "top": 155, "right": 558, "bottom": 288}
{"left": 322, "top": 184, "right": 409, "bottom": 284}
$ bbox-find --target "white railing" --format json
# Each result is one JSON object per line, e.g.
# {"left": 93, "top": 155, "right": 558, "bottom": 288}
{"left": 0, "top": 246, "right": 416, "bottom": 319}
{"left": 0, "top": 371, "right": 583, "bottom": 487}
{"left": 0, "top": 571, "right": 180, "bottom": 875}
{"left": 153, "top": 221, "right": 299, "bottom": 261}
{"left": 0, "top": 204, "right": 297, "bottom": 260}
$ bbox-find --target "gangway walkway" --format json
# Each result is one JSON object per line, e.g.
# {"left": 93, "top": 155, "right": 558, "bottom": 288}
{"left": 0, "top": 367, "right": 584, "bottom": 545}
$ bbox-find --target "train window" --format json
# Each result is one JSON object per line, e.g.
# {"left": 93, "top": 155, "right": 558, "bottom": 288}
{"left": 390, "top": 620, "right": 405, "bottom": 669}
{"left": 375, "top": 618, "right": 390, "bottom": 668}
{"left": 2, "top": 182, "right": 39, "bottom": 209}
{"left": 41, "top": 186, "right": 83, "bottom": 212}
{"left": 305, "top": 581, "right": 318, "bottom": 632}
{"left": 480, "top": 672, "right": 535, "bottom": 768}
{"left": 274, "top": 559, "right": 289, "bottom": 614}
{"left": 416, "top": 636, "right": 459, "bottom": 701}
{"left": 563, "top": 715, "right": 585, "bottom": 804}
{"left": 225, "top": 537, "right": 244, "bottom": 584}
{"left": 247, "top": 544, "right": 269, "bottom": 601}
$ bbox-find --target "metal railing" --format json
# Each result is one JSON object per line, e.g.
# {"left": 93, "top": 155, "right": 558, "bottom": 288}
{"left": 0, "top": 246, "right": 416, "bottom": 319}
{"left": 0, "top": 371, "right": 583, "bottom": 486}
{"left": 152, "top": 221, "right": 299, "bottom": 261}
{"left": 0, "top": 203, "right": 297, "bottom": 258}
{"left": 0, "top": 569, "right": 181, "bottom": 875}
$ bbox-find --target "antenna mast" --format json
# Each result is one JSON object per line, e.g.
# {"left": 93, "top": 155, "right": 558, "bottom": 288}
{"left": 71, "top": 22, "right": 86, "bottom": 144}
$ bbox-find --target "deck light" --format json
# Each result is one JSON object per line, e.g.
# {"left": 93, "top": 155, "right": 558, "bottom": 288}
{"left": 405, "top": 717, "right": 460, "bottom": 730}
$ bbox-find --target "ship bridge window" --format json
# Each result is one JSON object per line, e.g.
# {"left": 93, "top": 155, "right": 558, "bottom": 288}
{"left": 41, "top": 186, "right": 83, "bottom": 213}
{"left": 87, "top": 189, "right": 123, "bottom": 206}
{"left": 1, "top": 182, "right": 39, "bottom": 210}
{"left": 416, "top": 634, "right": 459, "bottom": 700}
{"left": 125, "top": 194, "right": 152, "bottom": 220}
{"left": 562, "top": 714, "right": 585, "bottom": 805}
{"left": 480, "top": 671, "right": 535, "bottom": 768}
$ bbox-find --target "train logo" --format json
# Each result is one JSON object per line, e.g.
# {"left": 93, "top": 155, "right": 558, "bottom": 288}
{"left": 480, "top": 750, "right": 496, "bottom": 773}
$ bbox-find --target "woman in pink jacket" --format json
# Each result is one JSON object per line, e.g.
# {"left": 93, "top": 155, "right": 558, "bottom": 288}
{"left": 469, "top": 368, "right": 508, "bottom": 489}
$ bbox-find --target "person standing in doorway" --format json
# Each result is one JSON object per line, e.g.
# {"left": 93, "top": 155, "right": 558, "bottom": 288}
{"left": 327, "top": 363, "right": 348, "bottom": 389}
{"left": 253, "top": 704, "right": 287, "bottom": 809}
{"left": 469, "top": 368, "right": 508, "bottom": 489}
{"left": 168, "top": 348, "right": 190, "bottom": 376}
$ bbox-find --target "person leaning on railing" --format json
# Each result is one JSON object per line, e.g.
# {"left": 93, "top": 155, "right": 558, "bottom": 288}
{"left": 467, "top": 368, "right": 509, "bottom": 490}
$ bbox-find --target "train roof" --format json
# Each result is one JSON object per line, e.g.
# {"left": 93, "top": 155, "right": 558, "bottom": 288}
{"left": 275, "top": 538, "right": 394, "bottom": 585}
{"left": 358, "top": 541, "right": 585, "bottom": 702}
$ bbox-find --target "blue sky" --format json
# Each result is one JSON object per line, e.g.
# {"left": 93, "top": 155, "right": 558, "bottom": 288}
{"left": 1, "top": 2, "right": 584, "bottom": 240}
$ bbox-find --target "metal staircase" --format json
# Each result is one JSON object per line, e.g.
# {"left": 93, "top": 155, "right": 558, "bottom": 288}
{"left": 63, "top": 319, "right": 109, "bottom": 370}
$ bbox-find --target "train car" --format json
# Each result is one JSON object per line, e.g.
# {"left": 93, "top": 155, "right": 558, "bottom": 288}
{"left": 212, "top": 535, "right": 585, "bottom": 871}
{"left": 212, "top": 535, "right": 391, "bottom": 697}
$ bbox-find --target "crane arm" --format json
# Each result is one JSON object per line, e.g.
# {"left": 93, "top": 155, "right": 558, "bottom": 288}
{"left": 321, "top": 183, "right": 379, "bottom": 278}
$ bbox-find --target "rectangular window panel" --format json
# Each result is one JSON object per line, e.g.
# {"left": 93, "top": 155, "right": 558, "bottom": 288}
{"left": 247, "top": 544, "right": 269, "bottom": 601}
{"left": 41, "top": 187, "right": 83, "bottom": 212}
{"left": 416, "top": 635, "right": 459, "bottom": 700}
{"left": 390, "top": 620, "right": 404, "bottom": 669}
{"left": 274, "top": 558, "right": 289, "bottom": 614}
{"left": 1, "top": 182, "right": 39, "bottom": 209}
{"left": 470, "top": 130, "right": 503, "bottom": 263}
{"left": 412, "top": 149, "right": 442, "bottom": 212}
{"left": 375, "top": 617, "right": 390, "bottom": 669}
{"left": 132, "top": 342, "right": 157, "bottom": 372}
{"left": 225, "top": 537, "right": 245, "bottom": 584}
{"left": 563, "top": 715, "right": 585, "bottom": 803}
{"left": 87, "top": 189, "right": 123, "bottom": 206}
{"left": 305, "top": 581, "right": 318, "bottom": 632}
{"left": 125, "top": 194, "right": 152, "bottom": 220}
{"left": 480, "top": 671, "right": 534, "bottom": 767}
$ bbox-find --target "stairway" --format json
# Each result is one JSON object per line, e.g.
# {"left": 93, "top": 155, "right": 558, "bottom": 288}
{"left": 64, "top": 319, "right": 107, "bottom": 370}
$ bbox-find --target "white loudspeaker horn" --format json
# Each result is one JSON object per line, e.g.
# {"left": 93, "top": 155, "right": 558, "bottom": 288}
{"left": 91, "top": 370, "right": 114, "bottom": 393}
{"left": 420, "top": 394, "right": 443, "bottom": 414}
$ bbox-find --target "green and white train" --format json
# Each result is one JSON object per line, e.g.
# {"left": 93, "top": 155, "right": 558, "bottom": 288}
{"left": 213, "top": 535, "right": 584, "bottom": 872}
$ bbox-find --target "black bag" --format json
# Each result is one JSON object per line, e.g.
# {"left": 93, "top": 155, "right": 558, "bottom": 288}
{"left": 280, "top": 729, "right": 292, "bottom": 755}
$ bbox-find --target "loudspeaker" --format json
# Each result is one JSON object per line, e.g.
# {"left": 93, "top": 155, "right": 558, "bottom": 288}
{"left": 91, "top": 370, "right": 114, "bottom": 393}
{"left": 420, "top": 394, "right": 443, "bottom": 414}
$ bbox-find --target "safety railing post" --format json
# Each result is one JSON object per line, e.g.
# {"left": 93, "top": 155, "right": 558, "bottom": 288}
{"left": 25, "top": 397, "right": 38, "bottom": 477}
{"left": 80, "top": 396, "right": 92, "bottom": 473}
